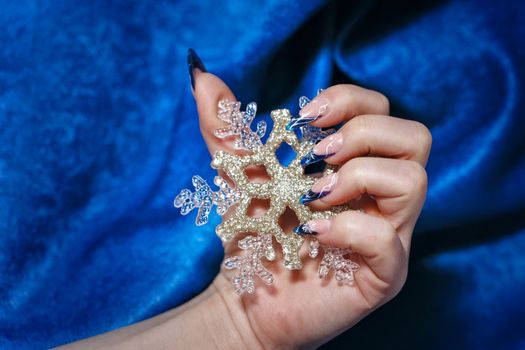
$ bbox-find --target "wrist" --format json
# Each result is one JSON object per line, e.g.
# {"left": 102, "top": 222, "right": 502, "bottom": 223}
{"left": 201, "top": 274, "right": 266, "bottom": 350}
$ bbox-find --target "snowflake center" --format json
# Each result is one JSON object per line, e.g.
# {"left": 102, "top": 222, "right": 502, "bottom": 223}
{"left": 274, "top": 168, "right": 303, "bottom": 203}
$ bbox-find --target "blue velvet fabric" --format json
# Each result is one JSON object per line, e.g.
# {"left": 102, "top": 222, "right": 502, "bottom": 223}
{"left": 1, "top": 0, "right": 524, "bottom": 348}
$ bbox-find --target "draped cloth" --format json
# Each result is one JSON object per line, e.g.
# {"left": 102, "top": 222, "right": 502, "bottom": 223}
{"left": 1, "top": 0, "right": 524, "bottom": 348}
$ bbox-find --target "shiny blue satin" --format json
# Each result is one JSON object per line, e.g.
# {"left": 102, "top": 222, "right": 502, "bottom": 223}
{"left": 1, "top": 0, "right": 524, "bottom": 348}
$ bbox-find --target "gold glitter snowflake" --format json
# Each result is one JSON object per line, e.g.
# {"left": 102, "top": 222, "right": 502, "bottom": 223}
{"left": 211, "top": 106, "right": 345, "bottom": 270}
{"left": 175, "top": 98, "right": 359, "bottom": 294}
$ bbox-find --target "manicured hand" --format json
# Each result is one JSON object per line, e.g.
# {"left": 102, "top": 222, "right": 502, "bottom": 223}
{"left": 190, "top": 49, "right": 431, "bottom": 349}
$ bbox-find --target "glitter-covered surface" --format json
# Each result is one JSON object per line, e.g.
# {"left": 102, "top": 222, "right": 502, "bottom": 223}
{"left": 212, "top": 107, "right": 346, "bottom": 270}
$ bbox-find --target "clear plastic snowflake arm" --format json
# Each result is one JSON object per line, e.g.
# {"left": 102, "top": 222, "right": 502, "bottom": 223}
{"left": 223, "top": 233, "right": 275, "bottom": 295}
{"left": 213, "top": 99, "right": 266, "bottom": 151}
{"left": 217, "top": 99, "right": 241, "bottom": 122}
{"left": 299, "top": 95, "right": 311, "bottom": 109}
{"left": 173, "top": 175, "right": 240, "bottom": 226}
{"left": 318, "top": 247, "right": 360, "bottom": 285}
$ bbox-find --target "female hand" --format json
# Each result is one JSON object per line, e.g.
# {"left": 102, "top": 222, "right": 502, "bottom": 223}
{"left": 190, "top": 50, "right": 431, "bottom": 349}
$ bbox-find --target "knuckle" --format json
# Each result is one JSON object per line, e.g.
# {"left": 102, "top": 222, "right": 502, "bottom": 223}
{"left": 339, "top": 83, "right": 359, "bottom": 95}
{"left": 341, "top": 158, "right": 365, "bottom": 185}
{"left": 333, "top": 84, "right": 390, "bottom": 115}
{"left": 379, "top": 259, "right": 409, "bottom": 302}
{"left": 413, "top": 121, "right": 433, "bottom": 153}
{"left": 331, "top": 211, "right": 346, "bottom": 230}
{"left": 331, "top": 212, "right": 355, "bottom": 243}
{"left": 341, "top": 84, "right": 364, "bottom": 104}
{"left": 349, "top": 115, "right": 368, "bottom": 134}
{"left": 371, "top": 219, "right": 397, "bottom": 253}
{"left": 345, "top": 116, "right": 368, "bottom": 146}
{"left": 387, "top": 267, "right": 408, "bottom": 300}
{"left": 332, "top": 84, "right": 357, "bottom": 102}
{"left": 374, "top": 92, "right": 390, "bottom": 114}
{"left": 381, "top": 221, "right": 398, "bottom": 248}
{"left": 404, "top": 161, "right": 428, "bottom": 195}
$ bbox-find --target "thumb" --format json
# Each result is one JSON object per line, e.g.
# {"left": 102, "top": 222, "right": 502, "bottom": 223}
{"left": 188, "top": 48, "right": 270, "bottom": 189}
{"left": 188, "top": 48, "right": 237, "bottom": 156}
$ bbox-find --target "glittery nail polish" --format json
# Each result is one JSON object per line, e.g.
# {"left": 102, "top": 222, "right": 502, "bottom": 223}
{"left": 188, "top": 48, "right": 207, "bottom": 90}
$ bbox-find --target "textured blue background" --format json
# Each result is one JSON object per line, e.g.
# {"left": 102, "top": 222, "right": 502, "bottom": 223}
{"left": 1, "top": 0, "right": 524, "bottom": 348}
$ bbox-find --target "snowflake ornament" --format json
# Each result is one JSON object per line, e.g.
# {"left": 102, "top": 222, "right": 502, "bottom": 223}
{"left": 214, "top": 99, "right": 267, "bottom": 151}
{"left": 211, "top": 105, "right": 345, "bottom": 270}
{"left": 223, "top": 232, "right": 275, "bottom": 295}
{"left": 174, "top": 175, "right": 240, "bottom": 226}
{"left": 319, "top": 248, "right": 360, "bottom": 285}
{"left": 174, "top": 96, "right": 360, "bottom": 294}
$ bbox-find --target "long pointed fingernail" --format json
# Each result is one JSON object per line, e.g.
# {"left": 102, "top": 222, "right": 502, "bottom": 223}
{"left": 293, "top": 219, "right": 331, "bottom": 236}
{"left": 300, "top": 132, "right": 343, "bottom": 167}
{"left": 299, "top": 190, "right": 329, "bottom": 204}
{"left": 299, "top": 173, "right": 338, "bottom": 204}
{"left": 286, "top": 97, "right": 330, "bottom": 130}
{"left": 300, "top": 149, "right": 334, "bottom": 167}
{"left": 314, "top": 133, "right": 343, "bottom": 156}
{"left": 188, "top": 48, "right": 207, "bottom": 90}
{"left": 293, "top": 223, "right": 317, "bottom": 235}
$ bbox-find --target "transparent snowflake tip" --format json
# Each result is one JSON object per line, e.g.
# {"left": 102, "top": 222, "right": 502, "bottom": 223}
{"left": 214, "top": 99, "right": 266, "bottom": 151}
{"left": 317, "top": 248, "right": 360, "bottom": 285}
{"left": 308, "top": 238, "right": 320, "bottom": 258}
{"left": 223, "top": 232, "right": 274, "bottom": 295}
{"left": 299, "top": 96, "right": 311, "bottom": 109}
{"left": 174, "top": 175, "right": 240, "bottom": 226}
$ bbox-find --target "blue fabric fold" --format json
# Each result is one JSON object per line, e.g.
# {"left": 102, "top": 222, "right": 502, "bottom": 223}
{"left": 0, "top": 0, "right": 524, "bottom": 348}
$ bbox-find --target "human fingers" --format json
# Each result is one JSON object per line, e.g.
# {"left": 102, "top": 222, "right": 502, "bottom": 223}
{"left": 299, "top": 157, "right": 427, "bottom": 250}
{"left": 300, "top": 115, "right": 432, "bottom": 168}
{"left": 297, "top": 210, "right": 406, "bottom": 288}
{"left": 286, "top": 84, "right": 389, "bottom": 130}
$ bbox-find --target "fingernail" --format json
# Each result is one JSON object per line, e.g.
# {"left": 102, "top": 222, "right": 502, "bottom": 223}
{"left": 293, "top": 219, "right": 331, "bottom": 236}
{"left": 299, "top": 173, "right": 338, "bottom": 204}
{"left": 299, "top": 190, "right": 327, "bottom": 204}
{"left": 293, "top": 223, "right": 316, "bottom": 235}
{"left": 300, "top": 133, "right": 343, "bottom": 167}
{"left": 286, "top": 97, "right": 330, "bottom": 130}
{"left": 188, "top": 48, "right": 207, "bottom": 90}
{"left": 313, "top": 132, "right": 343, "bottom": 156}
{"left": 300, "top": 149, "right": 334, "bottom": 167}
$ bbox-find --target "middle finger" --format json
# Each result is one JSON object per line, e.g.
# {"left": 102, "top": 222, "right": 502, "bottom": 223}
{"left": 300, "top": 115, "right": 432, "bottom": 167}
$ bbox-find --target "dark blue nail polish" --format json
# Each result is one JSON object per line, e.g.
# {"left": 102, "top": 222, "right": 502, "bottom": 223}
{"left": 293, "top": 223, "right": 316, "bottom": 235}
{"left": 299, "top": 190, "right": 329, "bottom": 204}
{"left": 300, "top": 149, "right": 334, "bottom": 168}
{"left": 188, "top": 48, "right": 207, "bottom": 90}
{"left": 286, "top": 116, "right": 319, "bottom": 131}
{"left": 304, "top": 160, "right": 327, "bottom": 175}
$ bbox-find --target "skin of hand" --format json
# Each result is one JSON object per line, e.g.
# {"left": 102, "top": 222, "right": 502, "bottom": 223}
{"left": 57, "top": 68, "right": 431, "bottom": 350}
